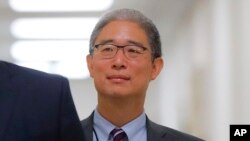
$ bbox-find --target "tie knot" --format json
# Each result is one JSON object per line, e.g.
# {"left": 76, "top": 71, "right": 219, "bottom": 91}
{"left": 110, "top": 128, "right": 127, "bottom": 141}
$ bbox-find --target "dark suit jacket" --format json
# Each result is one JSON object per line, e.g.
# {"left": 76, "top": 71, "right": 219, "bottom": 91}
{"left": 81, "top": 112, "right": 204, "bottom": 141}
{"left": 0, "top": 61, "right": 84, "bottom": 141}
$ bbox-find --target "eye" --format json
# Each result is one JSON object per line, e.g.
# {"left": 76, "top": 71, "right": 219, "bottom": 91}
{"left": 126, "top": 46, "right": 143, "bottom": 54}
{"left": 100, "top": 45, "right": 115, "bottom": 52}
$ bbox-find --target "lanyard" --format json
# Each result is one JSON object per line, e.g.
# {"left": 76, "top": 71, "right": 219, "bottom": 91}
{"left": 93, "top": 128, "right": 99, "bottom": 141}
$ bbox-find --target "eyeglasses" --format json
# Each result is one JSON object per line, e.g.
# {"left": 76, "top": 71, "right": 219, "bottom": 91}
{"left": 93, "top": 44, "right": 148, "bottom": 59}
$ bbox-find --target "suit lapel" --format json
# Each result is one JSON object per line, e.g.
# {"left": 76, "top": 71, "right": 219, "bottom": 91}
{"left": 0, "top": 62, "right": 18, "bottom": 140}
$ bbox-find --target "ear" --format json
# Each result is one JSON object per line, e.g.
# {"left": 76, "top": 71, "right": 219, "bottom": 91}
{"left": 86, "top": 54, "right": 94, "bottom": 78}
{"left": 151, "top": 57, "right": 164, "bottom": 80}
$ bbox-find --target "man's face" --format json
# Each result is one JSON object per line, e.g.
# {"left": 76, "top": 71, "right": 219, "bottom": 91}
{"left": 87, "top": 20, "right": 163, "bottom": 98}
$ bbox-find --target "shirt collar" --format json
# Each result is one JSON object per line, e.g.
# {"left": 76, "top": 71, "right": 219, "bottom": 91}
{"left": 122, "top": 112, "right": 146, "bottom": 141}
{"left": 93, "top": 110, "right": 115, "bottom": 140}
{"left": 93, "top": 109, "right": 146, "bottom": 141}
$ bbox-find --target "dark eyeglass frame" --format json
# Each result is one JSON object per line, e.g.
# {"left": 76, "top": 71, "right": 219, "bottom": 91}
{"left": 93, "top": 44, "right": 148, "bottom": 59}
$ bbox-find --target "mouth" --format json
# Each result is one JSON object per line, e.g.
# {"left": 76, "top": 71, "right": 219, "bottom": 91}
{"left": 107, "top": 74, "right": 131, "bottom": 82}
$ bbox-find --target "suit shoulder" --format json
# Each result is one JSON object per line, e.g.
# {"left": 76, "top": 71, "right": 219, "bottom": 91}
{"left": 1, "top": 61, "right": 67, "bottom": 81}
{"left": 147, "top": 119, "right": 204, "bottom": 141}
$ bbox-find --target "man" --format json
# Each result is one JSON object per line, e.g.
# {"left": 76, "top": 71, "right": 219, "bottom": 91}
{"left": 81, "top": 9, "right": 203, "bottom": 141}
{"left": 0, "top": 61, "right": 84, "bottom": 141}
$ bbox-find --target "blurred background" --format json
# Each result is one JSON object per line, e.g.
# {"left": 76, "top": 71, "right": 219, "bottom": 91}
{"left": 1, "top": 0, "right": 250, "bottom": 140}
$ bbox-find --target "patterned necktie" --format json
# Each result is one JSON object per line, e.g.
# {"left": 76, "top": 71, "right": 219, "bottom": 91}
{"left": 110, "top": 128, "right": 127, "bottom": 141}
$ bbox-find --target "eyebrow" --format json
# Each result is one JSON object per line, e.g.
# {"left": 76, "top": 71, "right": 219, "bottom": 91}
{"left": 96, "top": 39, "right": 113, "bottom": 45}
{"left": 96, "top": 39, "right": 147, "bottom": 48}
{"left": 127, "top": 40, "right": 146, "bottom": 48}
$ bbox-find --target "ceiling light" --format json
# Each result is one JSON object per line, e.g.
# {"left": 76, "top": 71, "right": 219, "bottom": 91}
{"left": 11, "top": 40, "right": 90, "bottom": 79}
{"left": 9, "top": 0, "right": 113, "bottom": 12}
{"left": 11, "top": 18, "right": 98, "bottom": 39}
{"left": 11, "top": 40, "right": 89, "bottom": 61}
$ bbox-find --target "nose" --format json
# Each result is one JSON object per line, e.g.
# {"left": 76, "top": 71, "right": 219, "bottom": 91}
{"left": 111, "top": 49, "right": 127, "bottom": 70}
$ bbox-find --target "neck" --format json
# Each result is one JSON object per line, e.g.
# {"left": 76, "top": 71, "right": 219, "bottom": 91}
{"left": 97, "top": 96, "right": 145, "bottom": 127}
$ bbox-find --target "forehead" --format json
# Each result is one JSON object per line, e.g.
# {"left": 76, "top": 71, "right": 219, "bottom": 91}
{"left": 95, "top": 20, "right": 149, "bottom": 46}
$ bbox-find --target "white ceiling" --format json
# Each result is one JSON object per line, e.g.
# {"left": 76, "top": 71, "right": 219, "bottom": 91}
{"left": 0, "top": 0, "right": 195, "bottom": 61}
